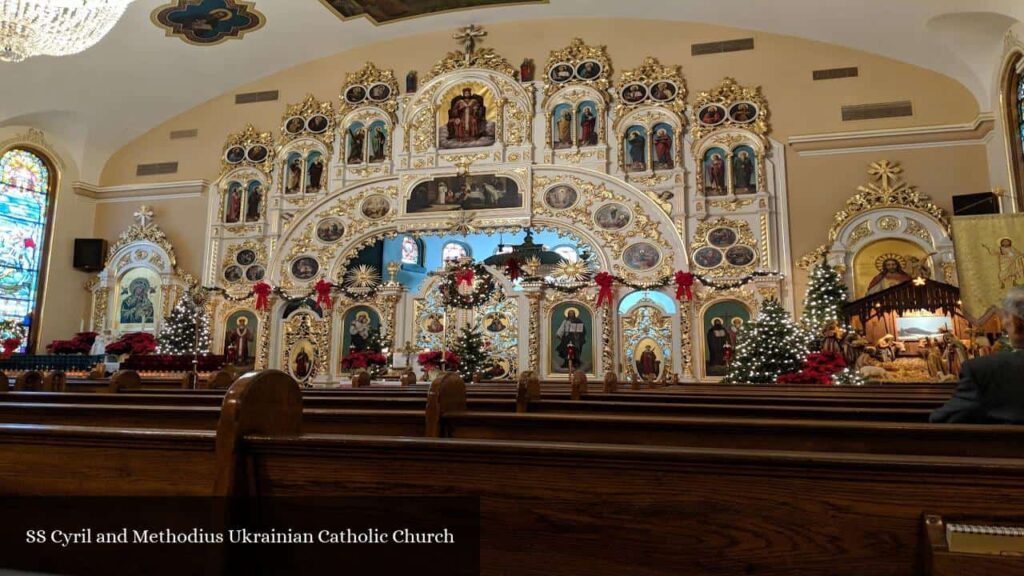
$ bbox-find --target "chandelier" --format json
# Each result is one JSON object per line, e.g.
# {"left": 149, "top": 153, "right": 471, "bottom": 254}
{"left": 0, "top": 0, "right": 135, "bottom": 63}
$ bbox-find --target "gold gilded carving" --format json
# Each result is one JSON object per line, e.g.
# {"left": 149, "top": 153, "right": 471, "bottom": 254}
{"left": 543, "top": 38, "right": 613, "bottom": 101}
{"left": 220, "top": 124, "right": 274, "bottom": 176}
{"left": 424, "top": 26, "right": 515, "bottom": 82}
{"left": 614, "top": 57, "right": 687, "bottom": 118}
{"left": 708, "top": 198, "right": 755, "bottom": 212}
{"left": 848, "top": 221, "right": 873, "bottom": 245}
{"left": 689, "top": 77, "right": 770, "bottom": 141}
{"left": 337, "top": 62, "right": 400, "bottom": 122}
{"left": 905, "top": 218, "right": 934, "bottom": 247}
{"left": 828, "top": 161, "right": 949, "bottom": 242}
{"left": 877, "top": 215, "right": 900, "bottom": 232}
{"left": 92, "top": 287, "right": 109, "bottom": 331}
{"left": 106, "top": 205, "right": 178, "bottom": 270}
{"left": 690, "top": 217, "right": 759, "bottom": 278}
{"left": 798, "top": 245, "right": 828, "bottom": 270}
{"left": 280, "top": 94, "right": 335, "bottom": 152}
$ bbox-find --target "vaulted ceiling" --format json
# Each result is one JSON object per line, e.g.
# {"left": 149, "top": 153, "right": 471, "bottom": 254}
{"left": 2, "top": 0, "right": 1022, "bottom": 181}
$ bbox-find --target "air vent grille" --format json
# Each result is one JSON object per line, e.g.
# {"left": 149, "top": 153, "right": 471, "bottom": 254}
{"left": 135, "top": 162, "right": 179, "bottom": 176}
{"left": 813, "top": 67, "right": 859, "bottom": 81}
{"left": 169, "top": 129, "right": 198, "bottom": 140}
{"left": 841, "top": 101, "right": 913, "bottom": 121}
{"left": 235, "top": 90, "right": 279, "bottom": 104}
{"left": 691, "top": 38, "right": 754, "bottom": 56}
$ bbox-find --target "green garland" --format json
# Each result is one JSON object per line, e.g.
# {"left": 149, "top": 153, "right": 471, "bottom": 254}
{"left": 518, "top": 270, "right": 779, "bottom": 293}
{"left": 439, "top": 261, "right": 496, "bottom": 309}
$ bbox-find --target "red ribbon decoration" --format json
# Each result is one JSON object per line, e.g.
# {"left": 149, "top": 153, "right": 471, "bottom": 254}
{"left": 314, "top": 279, "right": 333, "bottom": 310}
{"left": 595, "top": 271, "right": 614, "bottom": 307}
{"left": 674, "top": 271, "right": 694, "bottom": 301}
{"left": 455, "top": 268, "right": 475, "bottom": 288}
{"left": 505, "top": 257, "right": 522, "bottom": 282}
{"left": 253, "top": 281, "right": 272, "bottom": 312}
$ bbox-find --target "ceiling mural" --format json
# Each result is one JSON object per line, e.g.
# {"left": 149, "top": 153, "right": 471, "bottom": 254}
{"left": 152, "top": 0, "right": 266, "bottom": 46}
{"left": 319, "top": 0, "right": 545, "bottom": 24}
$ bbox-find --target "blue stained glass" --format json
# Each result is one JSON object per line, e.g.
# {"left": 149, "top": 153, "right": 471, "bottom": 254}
{"left": 0, "top": 149, "right": 50, "bottom": 351}
{"left": 1018, "top": 76, "right": 1024, "bottom": 101}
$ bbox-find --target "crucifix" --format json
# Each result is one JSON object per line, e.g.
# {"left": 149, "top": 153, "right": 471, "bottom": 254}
{"left": 134, "top": 205, "right": 154, "bottom": 228}
{"left": 453, "top": 24, "right": 486, "bottom": 62}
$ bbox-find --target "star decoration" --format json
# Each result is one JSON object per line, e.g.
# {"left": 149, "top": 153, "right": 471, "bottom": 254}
{"left": 344, "top": 265, "right": 381, "bottom": 289}
{"left": 912, "top": 276, "right": 927, "bottom": 286}
{"left": 450, "top": 211, "right": 477, "bottom": 236}
{"left": 552, "top": 259, "right": 594, "bottom": 283}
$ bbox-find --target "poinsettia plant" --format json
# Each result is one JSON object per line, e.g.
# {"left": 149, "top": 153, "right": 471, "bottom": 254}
{"left": 777, "top": 351, "right": 846, "bottom": 384}
{"left": 105, "top": 332, "right": 157, "bottom": 356}
{"left": 417, "top": 350, "right": 460, "bottom": 372}
{"left": 47, "top": 332, "right": 98, "bottom": 355}
{"left": 341, "top": 350, "right": 388, "bottom": 370}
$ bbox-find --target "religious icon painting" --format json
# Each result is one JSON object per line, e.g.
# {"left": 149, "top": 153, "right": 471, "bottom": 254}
{"left": 594, "top": 203, "right": 632, "bottom": 231}
{"left": 244, "top": 180, "right": 263, "bottom": 222}
{"left": 236, "top": 249, "right": 256, "bottom": 266}
{"left": 422, "top": 313, "right": 445, "bottom": 334}
{"left": 341, "top": 306, "right": 381, "bottom": 354}
{"left": 693, "top": 246, "right": 724, "bottom": 269}
{"left": 117, "top": 268, "right": 160, "bottom": 328}
{"left": 725, "top": 245, "right": 757, "bottom": 267}
{"left": 225, "top": 145, "right": 246, "bottom": 164}
{"left": 224, "top": 310, "right": 257, "bottom": 363}
{"left": 367, "top": 121, "right": 388, "bottom": 163}
{"left": 245, "top": 265, "right": 265, "bottom": 282}
{"left": 732, "top": 145, "right": 757, "bottom": 194}
{"left": 549, "top": 302, "right": 593, "bottom": 375}
{"left": 703, "top": 300, "right": 750, "bottom": 377}
{"left": 622, "top": 242, "right": 661, "bottom": 271}
{"left": 697, "top": 104, "right": 727, "bottom": 127}
{"left": 406, "top": 175, "right": 521, "bottom": 213}
{"left": 576, "top": 101, "right": 599, "bottom": 147}
{"left": 651, "top": 123, "right": 674, "bottom": 171}
{"left": 361, "top": 195, "right": 391, "bottom": 220}
{"left": 289, "top": 339, "right": 316, "bottom": 382}
{"left": 575, "top": 60, "right": 602, "bottom": 80}
{"left": 246, "top": 145, "right": 268, "bottom": 163}
{"left": 484, "top": 312, "right": 508, "bottom": 334}
{"left": 368, "top": 83, "right": 391, "bottom": 102}
{"left": 306, "top": 151, "right": 325, "bottom": 193}
{"left": 620, "top": 83, "right": 647, "bottom": 105}
{"left": 316, "top": 218, "right": 346, "bottom": 243}
{"left": 707, "top": 227, "right": 738, "bottom": 248}
{"left": 543, "top": 185, "right": 578, "bottom": 211}
{"left": 649, "top": 81, "right": 677, "bottom": 102}
{"left": 624, "top": 125, "right": 647, "bottom": 172}
{"left": 345, "top": 85, "right": 367, "bottom": 104}
{"left": 552, "top": 103, "right": 573, "bottom": 150}
{"left": 437, "top": 83, "right": 496, "bottom": 150}
{"left": 307, "top": 114, "right": 329, "bottom": 134}
{"left": 703, "top": 147, "right": 728, "bottom": 196}
{"left": 283, "top": 152, "right": 303, "bottom": 194}
{"left": 284, "top": 116, "right": 305, "bottom": 135}
{"left": 549, "top": 63, "right": 574, "bottom": 83}
{"left": 346, "top": 122, "right": 366, "bottom": 164}
{"left": 152, "top": 0, "right": 266, "bottom": 46}
{"left": 633, "top": 337, "right": 664, "bottom": 381}
{"left": 729, "top": 102, "right": 758, "bottom": 123}
{"left": 290, "top": 256, "right": 320, "bottom": 280}
{"left": 224, "top": 181, "right": 243, "bottom": 223}
{"left": 224, "top": 265, "right": 244, "bottom": 283}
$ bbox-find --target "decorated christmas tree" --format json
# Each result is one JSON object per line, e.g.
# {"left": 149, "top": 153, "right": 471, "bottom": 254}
{"left": 157, "top": 293, "right": 210, "bottom": 355}
{"left": 449, "top": 325, "right": 492, "bottom": 381}
{"left": 724, "top": 299, "right": 809, "bottom": 384}
{"left": 801, "top": 261, "right": 849, "bottom": 344}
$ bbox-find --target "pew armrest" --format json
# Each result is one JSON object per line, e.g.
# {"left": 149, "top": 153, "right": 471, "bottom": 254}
{"left": 922, "top": 514, "right": 1024, "bottom": 576}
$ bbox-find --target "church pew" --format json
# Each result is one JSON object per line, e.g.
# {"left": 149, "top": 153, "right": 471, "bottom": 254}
{"left": 211, "top": 373, "right": 1024, "bottom": 576}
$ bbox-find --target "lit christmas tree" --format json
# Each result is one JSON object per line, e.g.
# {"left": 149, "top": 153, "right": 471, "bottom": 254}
{"left": 449, "top": 325, "right": 492, "bottom": 381}
{"left": 801, "top": 261, "right": 849, "bottom": 345}
{"left": 157, "top": 292, "right": 210, "bottom": 355}
{"left": 724, "top": 298, "right": 809, "bottom": 384}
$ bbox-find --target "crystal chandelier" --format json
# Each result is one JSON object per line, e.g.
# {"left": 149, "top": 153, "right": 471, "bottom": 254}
{"left": 0, "top": 0, "right": 135, "bottom": 63}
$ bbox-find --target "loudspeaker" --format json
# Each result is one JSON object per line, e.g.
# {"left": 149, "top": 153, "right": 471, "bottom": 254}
{"left": 952, "top": 192, "right": 999, "bottom": 216}
{"left": 73, "top": 239, "right": 107, "bottom": 272}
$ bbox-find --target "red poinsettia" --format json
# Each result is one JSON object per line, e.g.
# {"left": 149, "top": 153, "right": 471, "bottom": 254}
{"left": 777, "top": 351, "right": 847, "bottom": 384}
{"left": 47, "top": 332, "right": 98, "bottom": 355}
{"left": 0, "top": 337, "right": 21, "bottom": 359}
{"left": 341, "top": 350, "right": 388, "bottom": 370}
{"left": 105, "top": 332, "right": 157, "bottom": 356}
{"left": 417, "top": 350, "right": 460, "bottom": 372}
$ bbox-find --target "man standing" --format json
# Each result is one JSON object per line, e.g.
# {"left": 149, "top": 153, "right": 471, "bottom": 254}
{"left": 931, "top": 288, "right": 1024, "bottom": 423}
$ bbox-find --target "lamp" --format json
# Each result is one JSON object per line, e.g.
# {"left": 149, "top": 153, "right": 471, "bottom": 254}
{"left": 1, "top": 1, "right": 135, "bottom": 63}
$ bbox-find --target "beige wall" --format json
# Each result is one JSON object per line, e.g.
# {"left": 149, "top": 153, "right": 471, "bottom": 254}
{"left": 41, "top": 18, "right": 987, "bottom": 335}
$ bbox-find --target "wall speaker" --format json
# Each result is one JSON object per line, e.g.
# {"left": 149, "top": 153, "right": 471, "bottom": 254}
{"left": 73, "top": 239, "right": 107, "bottom": 273}
{"left": 952, "top": 192, "right": 999, "bottom": 216}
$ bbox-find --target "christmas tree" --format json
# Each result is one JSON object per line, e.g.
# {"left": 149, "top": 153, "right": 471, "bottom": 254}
{"left": 157, "top": 293, "right": 210, "bottom": 355}
{"left": 801, "top": 261, "right": 849, "bottom": 344}
{"left": 724, "top": 299, "right": 809, "bottom": 384}
{"left": 449, "top": 325, "right": 492, "bottom": 381}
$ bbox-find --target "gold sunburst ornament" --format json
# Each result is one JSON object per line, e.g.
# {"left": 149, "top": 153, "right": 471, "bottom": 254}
{"left": 521, "top": 256, "right": 543, "bottom": 277}
{"left": 552, "top": 259, "right": 594, "bottom": 283}
{"left": 344, "top": 265, "right": 381, "bottom": 289}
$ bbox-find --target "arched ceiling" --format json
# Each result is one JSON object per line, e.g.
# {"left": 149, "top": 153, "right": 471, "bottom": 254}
{"left": 2, "top": 0, "right": 1021, "bottom": 181}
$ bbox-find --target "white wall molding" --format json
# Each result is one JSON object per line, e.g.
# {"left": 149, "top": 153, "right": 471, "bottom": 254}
{"left": 73, "top": 180, "right": 208, "bottom": 203}
{"left": 788, "top": 113, "right": 995, "bottom": 157}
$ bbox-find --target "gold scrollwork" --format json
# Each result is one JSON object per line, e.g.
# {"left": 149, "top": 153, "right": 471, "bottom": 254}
{"left": 337, "top": 62, "right": 400, "bottom": 123}
{"left": 542, "top": 38, "right": 613, "bottom": 102}
{"left": 689, "top": 217, "right": 759, "bottom": 279}
{"left": 220, "top": 124, "right": 274, "bottom": 176}
{"left": 689, "top": 77, "right": 770, "bottom": 141}
{"left": 613, "top": 57, "right": 687, "bottom": 119}
{"left": 279, "top": 94, "right": 335, "bottom": 152}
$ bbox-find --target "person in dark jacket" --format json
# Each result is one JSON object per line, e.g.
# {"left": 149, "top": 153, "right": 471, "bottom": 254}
{"left": 930, "top": 287, "right": 1024, "bottom": 423}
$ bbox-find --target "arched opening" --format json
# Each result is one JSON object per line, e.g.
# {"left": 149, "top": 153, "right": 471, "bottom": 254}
{"left": 0, "top": 147, "right": 56, "bottom": 353}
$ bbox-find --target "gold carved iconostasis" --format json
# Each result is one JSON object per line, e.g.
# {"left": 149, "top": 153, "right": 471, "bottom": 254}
{"left": 202, "top": 30, "right": 792, "bottom": 384}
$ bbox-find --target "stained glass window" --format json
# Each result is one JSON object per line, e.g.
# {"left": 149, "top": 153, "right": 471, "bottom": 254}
{"left": 400, "top": 236, "right": 419, "bottom": 265}
{"left": 1018, "top": 75, "right": 1024, "bottom": 164}
{"left": 0, "top": 149, "right": 51, "bottom": 351}
{"left": 442, "top": 242, "right": 469, "bottom": 261}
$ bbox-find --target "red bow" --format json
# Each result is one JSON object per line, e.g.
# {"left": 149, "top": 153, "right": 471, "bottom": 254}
{"left": 314, "top": 279, "right": 333, "bottom": 309}
{"left": 253, "top": 282, "right": 272, "bottom": 311}
{"left": 595, "top": 272, "right": 614, "bottom": 307}
{"left": 455, "top": 268, "right": 475, "bottom": 287}
{"left": 505, "top": 258, "right": 522, "bottom": 282}
{"left": 674, "top": 271, "right": 694, "bottom": 301}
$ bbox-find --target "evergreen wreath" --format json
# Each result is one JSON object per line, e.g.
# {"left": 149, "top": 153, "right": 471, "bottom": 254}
{"left": 439, "top": 261, "right": 495, "bottom": 309}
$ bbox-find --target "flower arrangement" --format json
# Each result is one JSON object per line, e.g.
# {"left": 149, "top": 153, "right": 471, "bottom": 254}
{"left": 341, "top": 350, "right": 388, "bottom": 371}
{"left": 777, "top": 351, "right": 847, "bottom": 384}
{"left": 417, "top": 350, "right": 460, "bottom": 373}
{"left": 47, "top": 332, "right": 98, "bottom": 355}
{"left": 0, "top": 338, "right": 20, "bottom": 360}
{"left": 105, "top": 332, "right": 157, "bottom": 356}
{"left": 0, "top": 319, "right": 26, "bottom": 359}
